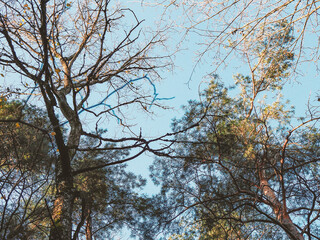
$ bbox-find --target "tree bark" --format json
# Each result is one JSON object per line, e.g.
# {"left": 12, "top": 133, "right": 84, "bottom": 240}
{"left": 50, "top": 181, "right": 74, "bottom": 240}
{"left": 259, "top": 173, "right": 303, "bottom": 240}
{"left": 45, "top": 100, "right": 74, "bottom": 239}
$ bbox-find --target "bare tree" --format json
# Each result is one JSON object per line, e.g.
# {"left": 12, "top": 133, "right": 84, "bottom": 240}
{"left": 0, "top": 0, "right": 172, "bottom": 239}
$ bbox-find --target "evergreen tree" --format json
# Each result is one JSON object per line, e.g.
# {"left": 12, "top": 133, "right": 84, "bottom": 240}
{"left": 152, "top": 22, "right": 320, "bottom": 240}
{"left": 0, "top": 99, "right": 163, "bottom": 239}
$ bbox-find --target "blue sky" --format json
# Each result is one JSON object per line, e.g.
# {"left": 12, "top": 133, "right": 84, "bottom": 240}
{"left": 121, "top": 2, "right": 320, "bottom": 202}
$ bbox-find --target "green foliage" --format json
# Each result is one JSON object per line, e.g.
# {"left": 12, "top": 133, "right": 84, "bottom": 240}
{"left": 151, "top": 22, "right": 320, "bottom": 240}
{"left": 0, "top": 100, "right": 53, "bottom": 170}
{"left": 0, "top": 101, "right": 161, "bottom": 239}
{"left": 235, "top": 21, "right": 295, "bottom": 112}
{"left": 71, "top": 140, "right": 159, "bottom": 239}
{"left": 0, "top": 100, "right": 53, "bottom": 239}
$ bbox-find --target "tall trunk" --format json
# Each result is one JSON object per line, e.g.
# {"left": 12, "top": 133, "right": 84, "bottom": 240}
{"left": 47, "top": 87, "right": 81, "bottom": 240}
{"left": 38, "top": 0, "right": 75, "bottom": 237}
{"left": 42, "top": 89, "right": 75, "bottom": 239}
{"left": 47, "top": 118, "right": 74, "bottom": 239}
{"left": 38, "top": 0, "right": 83, "bottom": 238}
{"left": 48, "top": 95, "right": 81, "bottom": 239}
{"left": 259, "top": 172, "right": 303, "bottom": 240}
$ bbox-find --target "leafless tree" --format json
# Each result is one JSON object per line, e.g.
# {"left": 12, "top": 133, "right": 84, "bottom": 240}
{"left": 0, "top": 0, "right": 173, "bottom": 239}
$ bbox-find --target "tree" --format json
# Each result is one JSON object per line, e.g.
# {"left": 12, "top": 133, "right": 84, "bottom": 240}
{"left": 151, "top": 22, "right": 320, "bottom": 240}
{"left": 71, "top": 138, "right": 163, "bottom": 240}
{"left": 0, "top": 99, "right": 54, "bottom": 239}
{"left": 0, "top": 1, "right": 171, "bottom": 239}
{"left": 150, "top": 0, "right": 320, "bottom": 76}
{"left": 0, "top": 99, "right": 162, "bottom": 239}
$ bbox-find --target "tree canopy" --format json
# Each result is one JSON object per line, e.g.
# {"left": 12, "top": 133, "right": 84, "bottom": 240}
{"left": 151, "top": 21, "right": 320, "bottom": 240}
{"left": 1, "top": 1, "right": 320, "bottom": 240}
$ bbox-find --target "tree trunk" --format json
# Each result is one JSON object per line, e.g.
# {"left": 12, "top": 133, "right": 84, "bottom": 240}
{"left": 50, "top": 179, "right": 74, "bottom": 240}
{"left": 38, "top": 0, "right": 76, "bottom": 236}
{"left": 44, "top": 105, "right": 74, "bottom": 240}
{"left": 259, "top": 174, "right": 303, "bottom": 240}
